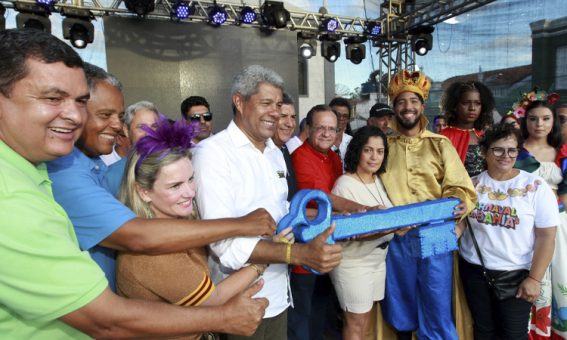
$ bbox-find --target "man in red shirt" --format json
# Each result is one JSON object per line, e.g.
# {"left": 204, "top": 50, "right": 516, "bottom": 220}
{"left": 288, "top": 104, "right": 365, "bottom": 340}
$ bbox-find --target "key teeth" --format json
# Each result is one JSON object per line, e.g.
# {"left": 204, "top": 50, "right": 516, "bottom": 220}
{"left": 409, "top": 222, "right": 458, "bottom": 259}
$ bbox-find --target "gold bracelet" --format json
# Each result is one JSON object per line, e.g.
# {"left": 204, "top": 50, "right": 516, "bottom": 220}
{"left": 278, "top": 236, "right": 292, "bottom": 264}
{"left": 249, "top": 264, "right": 265, "bottom": 276}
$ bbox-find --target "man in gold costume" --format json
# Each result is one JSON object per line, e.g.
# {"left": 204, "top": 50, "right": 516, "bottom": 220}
{"left": 379, "top": 70, "right": 477, "bottom": 340}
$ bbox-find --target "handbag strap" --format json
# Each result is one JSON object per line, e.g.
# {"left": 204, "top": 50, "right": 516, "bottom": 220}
{"left": 466, "top": 218, "right": 488, "bottom": 271}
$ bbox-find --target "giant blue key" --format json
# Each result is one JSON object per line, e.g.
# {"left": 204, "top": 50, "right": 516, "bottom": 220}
{"left": 278, "top": 189, "right": 459, "bottom": 265}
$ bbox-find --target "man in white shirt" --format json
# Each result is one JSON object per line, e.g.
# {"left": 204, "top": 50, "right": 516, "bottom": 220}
{"left": 329, "top": 97, "right": 353, "bottom": 165}
{"left": 193, "top": 65, "right": 342, "bottom": 340}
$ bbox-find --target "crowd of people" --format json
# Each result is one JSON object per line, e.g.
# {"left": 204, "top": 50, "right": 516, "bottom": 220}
{"left": 1, "top": 28, "right": 566, "bottom": 340}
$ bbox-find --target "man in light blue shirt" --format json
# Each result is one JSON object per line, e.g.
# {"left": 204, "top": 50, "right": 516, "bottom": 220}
{"left": 47, "top": 63, "right": 277, "bottom": 291}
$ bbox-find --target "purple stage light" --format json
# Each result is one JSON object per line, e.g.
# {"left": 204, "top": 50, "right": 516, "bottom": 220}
{"left": 240, "top": 6, "right": 256, "bottom": 24}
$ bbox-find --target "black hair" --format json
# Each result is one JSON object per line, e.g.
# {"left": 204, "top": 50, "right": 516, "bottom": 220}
{"left": 344, "top": 126, "right": 389, "bottom": 175}
{"left": 520, "top": 100, "right": 562, "bottom": 148}
{"left": 0, "top": 29, "right": 84, "bottom": 97}
{"left": 441, "top": 81, "right": 495, "bottom": 130}
{"left": 305, "top": 104, "right": 336, "bottom": 127}
{"left": 180, "top": 96, "right": 210, "bottom": 119}
{"left": 329, "top": 97, "right": 352, "bottom": 115}
{"left": 282, "top": 92, "right": 295, "bottom": 106}
{"left": 480, "top": 122, "right": 524, "bottom": 153}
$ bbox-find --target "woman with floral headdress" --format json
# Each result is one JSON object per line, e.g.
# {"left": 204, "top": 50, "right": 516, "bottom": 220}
{"left": 513, "top": 91, "right": 567, "bottom": 339}
{"left": 440, "top": 81, "right": 495, "bottom": 177}
{"left": 115, "top": 118, "right": 292, "bottom": 340}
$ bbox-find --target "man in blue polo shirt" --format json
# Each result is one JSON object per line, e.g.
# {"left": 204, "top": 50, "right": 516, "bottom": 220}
{"left": 0, "top": 28, "right": 267, "bottom": 339}
{"left": 47, "top": 63, "right": 276, "bottom": 291}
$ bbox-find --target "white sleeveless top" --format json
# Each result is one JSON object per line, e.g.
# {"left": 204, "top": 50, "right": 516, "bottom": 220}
{"left": 534, "top": 162, "right": 562, "bottom": 190}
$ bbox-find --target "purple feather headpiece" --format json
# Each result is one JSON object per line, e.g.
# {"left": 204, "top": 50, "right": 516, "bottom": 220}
{"left": 134, "top": 117, "right": 197, "bottom": 171}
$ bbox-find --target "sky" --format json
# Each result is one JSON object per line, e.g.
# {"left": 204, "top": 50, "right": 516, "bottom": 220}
{"left": 3, "top": 0, "right": 567, "bottom": 92}
{"left": 327, "top": 0, "right": 567, "bottom": 90}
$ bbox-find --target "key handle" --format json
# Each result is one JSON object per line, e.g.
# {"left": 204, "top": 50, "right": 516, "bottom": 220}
{"left": 277, "top": 189, "right": 335, "bottom": 244}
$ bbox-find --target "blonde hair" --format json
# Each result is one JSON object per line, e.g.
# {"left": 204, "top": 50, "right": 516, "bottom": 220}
{"left": 118, "top": 148, "right": 193, "bottom": 219}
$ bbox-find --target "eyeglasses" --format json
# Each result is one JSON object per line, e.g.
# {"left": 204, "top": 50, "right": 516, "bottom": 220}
{"left": 189, "top": 112, "right": 213, "bottom": 122}
{"left": 490, "top": 147, "right": 519, "bottom": 158}
{"left": 559, "top": 115, "right": 567, "bottom": 125}
{"left": 312, "top": 125, "right": 340, "bottom": 134}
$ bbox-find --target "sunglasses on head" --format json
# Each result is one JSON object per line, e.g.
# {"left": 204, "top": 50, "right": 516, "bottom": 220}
{"left": 189, "top": 112, "right": 213, "bottom": 122}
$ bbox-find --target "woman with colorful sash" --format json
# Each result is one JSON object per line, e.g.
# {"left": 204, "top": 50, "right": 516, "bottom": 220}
{"left": 514, "top": 94, "right": 567, "bottom": 339}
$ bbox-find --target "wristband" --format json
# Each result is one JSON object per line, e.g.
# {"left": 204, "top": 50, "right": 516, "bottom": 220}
{"left": 528, "top": 275, "right": 542, "bottom": 284}
{"left": 285, "top": 243, "right": 292, "bottom": 264}
{"left": 278, "top": 236, "right": 292, "bottom": 264}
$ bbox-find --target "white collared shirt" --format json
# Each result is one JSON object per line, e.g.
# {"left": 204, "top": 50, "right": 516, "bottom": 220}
{"left": 192, "top": 120, "right": 290, "bottom": 317}
{"left": 331, "top": 132, "right": 352, "bottom": 166}
{"left": 286, "top": 136, "right": 303, "bottom": 154}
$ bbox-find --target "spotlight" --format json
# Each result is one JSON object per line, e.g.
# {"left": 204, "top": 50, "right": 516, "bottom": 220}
{"left": 64, "top": 20, "right": 93, "bottom": 48}
{"left": 298, "top": 32, "right": 317, "bottom": 59}
{"left": 320, "top": 35, "right": 340, "bottom": 63}
{"left": 345, "top": 37, "right": 366, "bottom": 65}
{"left": 321, "top": 17, "right": 338, "bottom": 33}
{"left": 365, "top": 21, "right": 381, "bottom": 39}
{"left": 171, "top": 1, "right": 191, "bottom": 21}
{"left": 35, "top": 0, "right": 56, "bottom": 8}
{"left": 208, "top": 4, "right": 228, "bottom": 26}
{"left": 124, "top": 0, "right": 155, "bottom": 17}
{"left": 61, "top": 8, "right": 94, "bottom": 49}
{"left": 410, "top": 26, "right": 434, "bottom": 56}
{"left": 1, "top": 4, "right": 5, "bottom": 30}
{"left": 239, "top": 6, "right": 257, "bottom": 24}
{"left": 261, "top": 0, "right": 289, "bottom": 29}
{"left": 15, "top": 2, "right": 51, "bottom": 33}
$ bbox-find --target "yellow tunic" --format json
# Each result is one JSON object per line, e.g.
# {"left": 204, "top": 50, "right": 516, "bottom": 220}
{"left": 380, "top": 129, "right": 477, "bottom": 211}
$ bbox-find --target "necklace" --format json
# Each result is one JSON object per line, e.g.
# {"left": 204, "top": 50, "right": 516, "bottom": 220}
{"left": 355, "top": 172, "right": 387, "bottom": 205}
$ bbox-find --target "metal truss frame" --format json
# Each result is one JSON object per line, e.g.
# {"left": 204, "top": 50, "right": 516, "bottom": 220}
{"left": 0, "top": 0, "right": 495, "bottom": 96}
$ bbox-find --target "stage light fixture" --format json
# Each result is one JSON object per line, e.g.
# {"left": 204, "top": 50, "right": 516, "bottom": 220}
{"left": 124, "top": 0, "right": 155, "bottom": 17}
{"left": 171, "top": 1, "right": 191, "bottom": 20}
{"left": 1, "top": 4, "right": 5, "bottom": 30}
{"left": 365, "top": 21, "right": 381, "bottom": 39}
{"left": 320, "top": 35, "right": 340, "bottom": 63}
{"left": 15, "top": 2, "right": 52, "bottom": 33}
{"left": 345, "top": 36, "right": 367, "bottom": 65}
{"left": 261, "top": 1, "right": 289, "bottom": 29}
{"left": 208, "top": 4, "right": 228, "bottom": 26}
{"left": 321, "top": 17, "right": 338, "bottom": 33}
{"left": 239, "top": 6, "right": 257, "bottom": 24}
{"left": 35, "top": 0, "right": 56, "bottom": 8}
{"left": 298, "top": 32, "right": 317, "bottom": 59}
{"left": 61, "top": 8, "right": 94, "bottom": 49}
{"left": 410, "top": 26, "right": 434, "bottom": 56}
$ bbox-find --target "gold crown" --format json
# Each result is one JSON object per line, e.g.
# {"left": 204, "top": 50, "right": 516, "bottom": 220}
{"left": 388, "top": 70, "right": 431, "bottom": 102}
